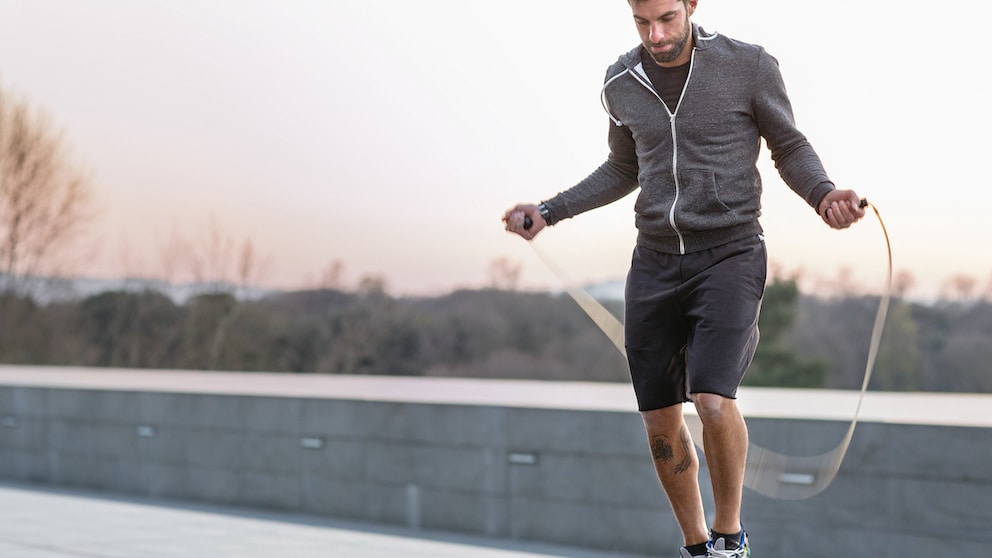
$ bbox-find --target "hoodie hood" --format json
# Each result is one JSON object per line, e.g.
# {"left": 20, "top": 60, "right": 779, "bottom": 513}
{"left": 615, "top": 24, "right": 719, "bottom": 70}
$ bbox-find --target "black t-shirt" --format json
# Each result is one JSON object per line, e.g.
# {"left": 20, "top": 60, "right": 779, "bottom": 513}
{"left": 639, "top": 47, "right": 690, "bottom": 113}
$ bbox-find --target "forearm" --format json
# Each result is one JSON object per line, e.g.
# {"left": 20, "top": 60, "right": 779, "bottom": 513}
{"left": 772, "top": 140, "right": 835, "bottom": 212}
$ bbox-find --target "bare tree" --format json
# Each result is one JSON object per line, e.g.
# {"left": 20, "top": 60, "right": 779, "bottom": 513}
{"left": 187, "top": 216, "right": 236, "bottom": 291}
{"left": 488, "top": 256, "right": 522, "bottom": 291}
{"left": 236, "top": 237, "right": 263, "bottom": 298}
{"left": 165, "top": 216, "right": 270, "bottom": 368}
{"left": 0, "top": 85, "right": 94, "bottom": 295}
{"left": 943, "top": 273, "right": 978, "bottom": 302}
{"left": 892, "top": 269, "right": 916, "bottom": 299}
{"left": 356, "top": 274, "right": 388, "bottom": 296}
{"left": 316, "top": 259, "right": 345, "bottom": 290}
{"left": 152, "top": 215, "right": 268, "bottom": 296}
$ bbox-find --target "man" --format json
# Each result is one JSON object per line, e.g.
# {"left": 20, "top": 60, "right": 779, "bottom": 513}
{"left": 502, "top": 1, "right": 865, "bottom": 557}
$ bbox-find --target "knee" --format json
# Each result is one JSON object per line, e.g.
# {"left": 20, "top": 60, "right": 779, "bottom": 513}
{"left": 692, "top": 393, "right": 737, "bottom": 425}
{"left": 640, "top": 404, "right": 684, "bottom": 434}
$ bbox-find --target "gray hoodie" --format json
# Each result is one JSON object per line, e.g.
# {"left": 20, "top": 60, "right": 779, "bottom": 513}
{"left": 542, "top": 25, "right": 835, "bottom": 255}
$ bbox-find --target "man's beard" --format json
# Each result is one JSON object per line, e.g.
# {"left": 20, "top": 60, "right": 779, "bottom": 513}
{"left": 646, "top": 19, "right": 691, "bottom": 64}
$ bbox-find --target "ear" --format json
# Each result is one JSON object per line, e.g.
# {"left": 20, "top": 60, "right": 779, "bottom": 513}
{"left": 687, "top": 0, "right": 698, "bottom": 17}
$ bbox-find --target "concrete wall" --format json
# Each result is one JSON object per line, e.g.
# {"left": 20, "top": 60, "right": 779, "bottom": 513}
{"left": 1, "top": 373, "right": 990, "bottom": 557}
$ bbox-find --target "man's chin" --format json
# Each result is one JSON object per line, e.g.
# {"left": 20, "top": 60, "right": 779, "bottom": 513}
{"left": 645, "top": 44, "right": 678, "bottom": 64}
{"left": 650, "top": 51, "right": 678, "bottom": 64}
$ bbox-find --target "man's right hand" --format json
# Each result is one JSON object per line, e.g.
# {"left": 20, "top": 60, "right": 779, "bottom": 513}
{"left": 502, "top": 203, "right": 546, "bottom": 240}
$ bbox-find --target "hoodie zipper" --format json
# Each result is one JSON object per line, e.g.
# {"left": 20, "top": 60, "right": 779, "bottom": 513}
{"left": 627, "top": 50, "right": 697, "bottom": 255}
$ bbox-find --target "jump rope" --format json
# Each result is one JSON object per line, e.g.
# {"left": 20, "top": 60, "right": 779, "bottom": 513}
{"left": 523, "top": 199, "right": 892, "bottom": 499}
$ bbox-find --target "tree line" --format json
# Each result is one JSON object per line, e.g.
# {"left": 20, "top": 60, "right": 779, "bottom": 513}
{"left": 1, "top": 279, "right": 989, "bottom": 394}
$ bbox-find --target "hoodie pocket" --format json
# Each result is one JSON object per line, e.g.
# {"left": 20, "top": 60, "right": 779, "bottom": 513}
{"left": 632, "top": 171, "right": 678, "bottom": 235}
{"left": 675, "top": 168, "right": 737, "bottom": 230}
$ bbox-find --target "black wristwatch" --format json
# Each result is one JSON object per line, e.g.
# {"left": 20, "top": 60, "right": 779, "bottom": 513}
{"left": 537, "top": 202, "right": 552, "bottom": 225}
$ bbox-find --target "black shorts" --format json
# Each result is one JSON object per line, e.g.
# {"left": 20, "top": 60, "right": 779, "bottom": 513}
{"left": 624, "top": 235, "right": 767, "bottom": 411}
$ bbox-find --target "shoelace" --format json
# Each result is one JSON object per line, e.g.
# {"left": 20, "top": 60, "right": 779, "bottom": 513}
{"left": 707, "top": 538, "right": 749, "bottom": 558}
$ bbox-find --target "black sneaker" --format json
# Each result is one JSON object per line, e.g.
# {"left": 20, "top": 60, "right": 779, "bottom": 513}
{"left": 707, "top": 529, "right": 750, "bottom": 557}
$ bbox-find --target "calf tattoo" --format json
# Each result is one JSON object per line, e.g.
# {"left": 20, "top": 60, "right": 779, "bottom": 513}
{"left": 650, "top": 424, "right": 693, "bottom": 474}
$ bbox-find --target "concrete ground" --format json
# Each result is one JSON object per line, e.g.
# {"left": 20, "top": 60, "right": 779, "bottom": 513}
{"left": 0, "top": 482, "right": 650, "bottom": 558}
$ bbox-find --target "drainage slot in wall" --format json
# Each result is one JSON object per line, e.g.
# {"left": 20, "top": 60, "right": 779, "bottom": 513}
{"left": 300, "top": 437, "right": 325, "bottom": 450}
{"left": 507, "top": 452, "right": 539, "bottom": 466}
{"left": 135, "top": 425, "right": 158, "bottom": 438}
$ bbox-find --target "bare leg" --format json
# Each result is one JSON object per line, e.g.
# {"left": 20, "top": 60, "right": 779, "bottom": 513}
{"left": 693, "top": 393, "right": 748, "bottom": 535}
{"left": 641, "top": 404, "right": 709, "bottom": 547}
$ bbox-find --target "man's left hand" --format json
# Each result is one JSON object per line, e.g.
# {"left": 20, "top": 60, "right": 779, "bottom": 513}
{"left": 818, "top": 190, "right": 866, "bottom": 229}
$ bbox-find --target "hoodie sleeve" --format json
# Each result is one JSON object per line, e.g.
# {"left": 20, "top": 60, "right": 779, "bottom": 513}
{"left": 752, "top": 49, "right": 835, "bottom": 212}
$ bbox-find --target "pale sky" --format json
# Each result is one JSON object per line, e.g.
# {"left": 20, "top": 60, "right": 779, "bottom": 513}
{"left": 1, "top": 0, "right": 989, "bottom": 299}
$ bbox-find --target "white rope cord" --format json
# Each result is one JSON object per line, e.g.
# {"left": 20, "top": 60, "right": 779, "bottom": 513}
{"left": 529, "top": 201, "right": 892, "bottom": 499}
